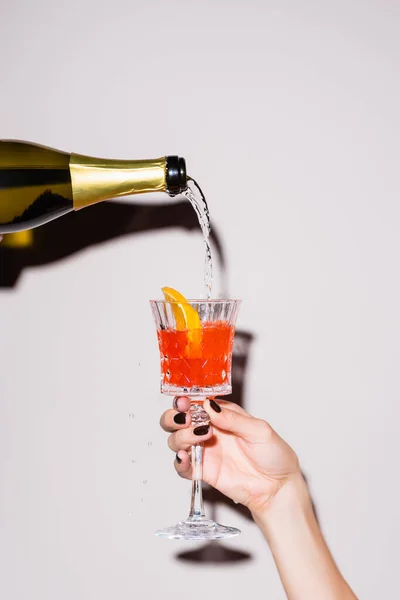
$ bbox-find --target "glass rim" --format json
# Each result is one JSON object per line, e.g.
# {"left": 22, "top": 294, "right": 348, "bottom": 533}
{"left": 149, "top": 298, "right": 242, "bottom": 304}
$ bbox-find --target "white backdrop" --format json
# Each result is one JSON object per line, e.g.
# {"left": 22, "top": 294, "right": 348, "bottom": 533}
{"left": 1, "top": 1, "right": 399, "bottom": 598}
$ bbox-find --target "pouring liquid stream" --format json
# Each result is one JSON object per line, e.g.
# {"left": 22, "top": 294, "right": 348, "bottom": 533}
{"left": 183, "top": 178, "right": 213, "bottom": 300}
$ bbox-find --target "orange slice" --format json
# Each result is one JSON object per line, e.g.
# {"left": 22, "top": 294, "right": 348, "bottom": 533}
{"left": 162, "top": 287, "right": 202, "bottom": 356}
{"left": 162, "top": 287, "right": 201, "bottom": 331}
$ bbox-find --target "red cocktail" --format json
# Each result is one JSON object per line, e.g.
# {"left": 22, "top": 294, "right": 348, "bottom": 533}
{"left": 157, "top": 321, "right": 235, "bottom": 389}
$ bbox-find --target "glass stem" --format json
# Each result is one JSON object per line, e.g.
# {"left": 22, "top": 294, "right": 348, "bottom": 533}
{"left": 189, "top": 444, "right": 205, "bottom": 519}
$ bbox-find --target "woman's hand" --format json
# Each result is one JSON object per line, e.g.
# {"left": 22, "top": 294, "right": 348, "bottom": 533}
{"left": 160, "top": 396, "right": 300, "bottom": 515}
{"left": 160, "top": 397, "right": 357, "bottom": 599}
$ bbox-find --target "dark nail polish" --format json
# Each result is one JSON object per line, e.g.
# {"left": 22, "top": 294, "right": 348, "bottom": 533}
{"left": 173, "top": 397, "right": 179, "bottom": 409}
{"left": 209, "top": 399, "right": 221, "bottom": 413}
{"left": 174, "top": 412, "right": 186, "bottom": 425}
{"left": 194, "top": 425, "right": 210, "bottom": 436}
{"left": 176, "top": 453, "right": 182, "bottom": 464}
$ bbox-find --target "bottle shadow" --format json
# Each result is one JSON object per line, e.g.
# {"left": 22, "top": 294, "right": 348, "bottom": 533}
{"left": 0, "top": 199, "right": 226, "bottom": 288}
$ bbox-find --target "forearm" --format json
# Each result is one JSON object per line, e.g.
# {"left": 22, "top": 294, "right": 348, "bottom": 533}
{"left": 252, "top": 474, "right": 357, "bottom": 600}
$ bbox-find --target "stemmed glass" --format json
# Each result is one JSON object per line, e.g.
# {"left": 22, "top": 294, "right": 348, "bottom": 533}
{"left": 150, "top": 298, "right": 241, "bottom": 540}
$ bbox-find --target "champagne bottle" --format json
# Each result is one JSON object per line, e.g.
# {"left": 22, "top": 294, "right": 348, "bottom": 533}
{"left": 0, "top": 140, "right": 187, "bottom": 233}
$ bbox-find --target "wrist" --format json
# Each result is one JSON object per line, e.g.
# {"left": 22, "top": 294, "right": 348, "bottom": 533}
{"left": 251, "top": 473, "right": 358, "bottom": 599}
{"left": 250, "top": 472, "right": 313, "bottom": 536}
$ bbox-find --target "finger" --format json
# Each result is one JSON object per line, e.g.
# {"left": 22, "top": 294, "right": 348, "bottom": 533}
{"left": 160, "top": 408, "right": 192, "bottom": 433}
{"left": 204, "top": 399, "right": 272, "bottom": 443}
{"left": 211, "top": 398, "right": 249, "bottom": 416}
{"left": 175, "top": 450, "right": 192, "bottom": 480}
{"left": 172, "top": 396, "right": 191, "bottom": 412}
{"left": 168, "top": 423, "right": 213, "bottom": 452}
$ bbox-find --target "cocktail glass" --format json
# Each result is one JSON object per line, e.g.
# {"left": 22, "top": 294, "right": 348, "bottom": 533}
{"left": 150, "top": 299, "right": 241, "bottom": 540}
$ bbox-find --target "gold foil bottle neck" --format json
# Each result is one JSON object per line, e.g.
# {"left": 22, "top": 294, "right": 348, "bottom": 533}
{"left": 69, "top": 153, "right": 167, "bottom": 210}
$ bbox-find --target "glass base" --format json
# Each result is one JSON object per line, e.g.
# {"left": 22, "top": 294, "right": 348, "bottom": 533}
{"left": 155, "top": 517, "right": 241, "bottom": 540}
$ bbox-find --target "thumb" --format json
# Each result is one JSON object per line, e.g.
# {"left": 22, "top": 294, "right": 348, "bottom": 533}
{"left": 204, "top": 399, "right": 272, "bottom": 443}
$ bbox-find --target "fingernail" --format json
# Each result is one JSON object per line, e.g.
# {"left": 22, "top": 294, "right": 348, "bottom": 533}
{"left": 209, "top": 399, "right": 221, "bottom": 413}
{"left": 173, "top": 397, "right": 179, "bottom": 409}
{"left": 173, "top": 412, "right": 186, "bottom": 425}
{"left": 194, "top": 425, "right": 210, "bottom": 436}
{"left": 176, "top": 453, "right": 182, "bottom": 464}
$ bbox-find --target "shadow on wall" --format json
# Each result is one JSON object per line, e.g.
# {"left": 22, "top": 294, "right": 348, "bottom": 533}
{"left": 0, "top": 199, "right": 226, "bottom": 288}
{"left": 0, "top": 199, "right": 259, "bottom": 564}
{"left": 0, "top": 198, "right": 255, "bottom": 549}
{"left": 0, "top": 200, "right": 318, "bottom": 566}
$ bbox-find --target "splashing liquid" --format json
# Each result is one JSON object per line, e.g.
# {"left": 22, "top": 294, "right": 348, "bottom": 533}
{"left": 183, "top": 178, "right": 213, "bottom": 300}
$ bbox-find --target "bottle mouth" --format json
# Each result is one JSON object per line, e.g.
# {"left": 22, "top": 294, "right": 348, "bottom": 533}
{"left": 166, "top": 156, "right": 187, "bottom": 196}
